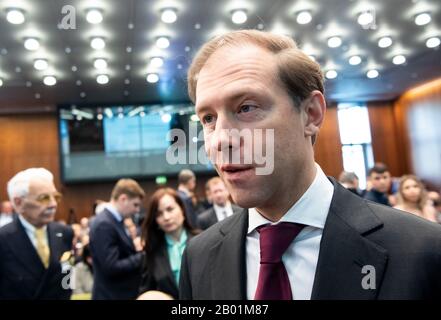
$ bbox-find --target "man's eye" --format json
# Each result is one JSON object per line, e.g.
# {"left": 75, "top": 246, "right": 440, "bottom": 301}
{"left": 238, "top": 104, "right": 256, "bottom": 113}
{"left": 203, "top": 114, "right": 214, "bottom": 124}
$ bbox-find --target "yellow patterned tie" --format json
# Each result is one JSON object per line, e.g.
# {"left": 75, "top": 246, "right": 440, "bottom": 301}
{"left": 35, "top": 228, "right": 50, "bottom": 268}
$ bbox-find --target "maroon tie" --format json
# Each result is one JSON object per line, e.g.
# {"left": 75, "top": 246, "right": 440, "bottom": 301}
{"left": 254, "top": 222, "right": 305, "bottom": 300}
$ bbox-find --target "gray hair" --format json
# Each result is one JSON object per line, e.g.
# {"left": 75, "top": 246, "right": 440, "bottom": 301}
{"left": 7, "top": 168, "right": 54, "bottom": 207}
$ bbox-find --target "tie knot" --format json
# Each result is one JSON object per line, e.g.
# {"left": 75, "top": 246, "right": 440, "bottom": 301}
{"left": 258, "top": 222, "right": 305, "bottom": 263}
{"left": 35, "top": 228, "right": 45, "bottom": 239}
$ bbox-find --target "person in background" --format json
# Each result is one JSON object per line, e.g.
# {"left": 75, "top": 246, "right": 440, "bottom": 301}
{"left": 0, "top": 168, "right": 73, "bottom": 299}
{"left": 139, "top": 188, "right": 200, "bottom": 299}
{"left": 198, "top": 177, "right": 242, "bottom": 230}
{"left": 72, "top": 244, "right": 93, "bottom": 300}
{"left": 363, "top": 163, "right": 392, "bottom": 206}
{"left": 0, "top": 200, "right": 15, "bottom": 228}
{"left": 89, "top": 178, "right": 145, "bottom": 300}
{"left": 177, "top": 169, "right": 198, "bottom": 228}
{"left": 394, "top": 175, "right": 438, "bottom": 223}
{"left": 338, "top": 171, "right": 363, "bottom": 197}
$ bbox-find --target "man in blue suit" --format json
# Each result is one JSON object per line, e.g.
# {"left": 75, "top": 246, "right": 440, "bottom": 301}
{"left": 89, "top": 178, "right": 145, "bottom": 300}
{"left": 0, "top": 168, "right": 73, "bottom": 299}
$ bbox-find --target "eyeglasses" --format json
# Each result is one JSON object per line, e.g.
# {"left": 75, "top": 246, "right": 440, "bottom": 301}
{"left": 28, "top": 192, "right": 63, "bottom": 205}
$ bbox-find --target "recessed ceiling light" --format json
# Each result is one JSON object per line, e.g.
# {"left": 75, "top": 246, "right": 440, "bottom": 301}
{"left": 161, "top": 8, "right": 177, "bottom": 24}
{"left": 415, "top": 12, "right": 431, "bottom": 26}
{"left": 357, "top": 11, "right": 374, "bottom": 26}
{"left": 161, "top": 114, "right": 172, "bottom": 123}
{"left": 72, "top": 65, "right": 78, "bottom": 72}
{"left": 325, "top": 70, "right": 338, "bottom": 79}
{"left": 43, "top": 76, "right": 57, "bottom": 86}
{"left": 367, "top": 69, "right": 379, "bottom": 79}
{"left": 349, "top": 55, "right": 362, "bottom": 65}
{"left": 146, "top": 73, "right": 159, "bottom": 83}
{"left": 140, "top": 111, "right": 146, "bottom": 117}
{"left": 296, "top": 11, "right": 312, "bottom": 25}
{"left": 150, "top": 57, "right": 164, "bottom": 68}
{"left": 231, "top": 9, "right": 247, "bottom": 24}
{"left": 80, "top": 92, "right": 86, "bottom": 98}
{"left": 86, "top": 9, "right": 103, "bottom": 24}
{"left": 378, "top": 36, "right": 393, "bottom": 48}
{"left": 6, "top": 8, "right": 25, "bottom": 24}
{"left": 156, "top": 36, "right": 170, "bottom": 49}
{"left": 94, "top": 58, "right": 107, "bottom": 69}
{"left": 96, "top": 74, "right": 109, "bottom": 84}
{"left": 392, "top": 55, "right": 406, "bottom": 65}
{"left": 327, "top": 36, "right": 342, "bottom": 48}
{"left": 34, "top": 59, "right": 48, "bottom": 70}
{"left": 97, "top": 114, "right": 103, "bottom": 120}
{"left": 90, "top": 37, "right": 105, "bottom": 50}
{"left": 24, "top": 38, "right": 40, "bottom": 51}
{"left": 426, "top": 37, "right": 440, "bottom": 48}
{"left": 194, "top": 23, "right": 201, "bottom": 29}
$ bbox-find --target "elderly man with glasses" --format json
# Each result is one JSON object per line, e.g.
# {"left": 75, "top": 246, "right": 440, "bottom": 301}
{"left": 0, "top": 168, "right": 73, "bottom": 299}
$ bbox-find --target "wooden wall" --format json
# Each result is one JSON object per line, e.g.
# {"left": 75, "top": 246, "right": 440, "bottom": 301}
{"left": 393, "top": 78, "right": 441, "bottom": 190}
{"left": 314, "top": 102, "right": 344, "bottom": 178}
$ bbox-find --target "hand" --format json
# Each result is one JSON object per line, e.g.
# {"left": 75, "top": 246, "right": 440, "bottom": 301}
{"left": 133, "top": 236, "right": 143, "bottom": 252}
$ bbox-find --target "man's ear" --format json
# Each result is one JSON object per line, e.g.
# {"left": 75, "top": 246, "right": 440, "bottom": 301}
{"left": 303, "top": 90, "right": 326, "bottom": 140}
{"left": 13, "top": 197, "right": 22, "bottom": 210}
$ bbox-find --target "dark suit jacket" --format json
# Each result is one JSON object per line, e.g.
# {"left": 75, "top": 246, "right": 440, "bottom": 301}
{"left": 177, "top": 190, "right": 199, "bottom": 229}
{"left": 180, "top": 178, "right": 441, "bottom": 300}
{"left": 139, "top": 232, "right": 195, "bottom": 299}
{"left": 89, "top": 209, "right": 144, "bottom": 300}
{"left": 197, "top": 204, "right": 243, "bottom": 230}
{"left": 0, "top": 217, "right": 73, "bottom": 300}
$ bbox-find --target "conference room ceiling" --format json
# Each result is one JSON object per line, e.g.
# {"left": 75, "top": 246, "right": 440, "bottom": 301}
{"left": 0, "top": 0, "right": 440, "bottom": 109}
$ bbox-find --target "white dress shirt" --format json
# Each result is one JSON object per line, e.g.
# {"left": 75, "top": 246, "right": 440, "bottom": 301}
{"left": 18, "top": 214, "right": 49, "bottom": 250}
{"left": 213, "top": 202, "right": 234, "bottom": 222}
{"left": 246, "top": 164, "right": 334, "bottom": 300}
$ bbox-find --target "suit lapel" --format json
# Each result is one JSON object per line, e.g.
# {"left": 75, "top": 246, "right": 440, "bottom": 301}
{"left": 209, "top": 209, "right": 218, "bottom": 225}
{"left": 209, "top": 210, "right": 248, "bottom": 299}
{"left": 157, "top": 245, "right": 179, "bottom": 297}
{"left": 6, "top": 218, "right": 45, "bottom": 276}
{"left": 105, "top": 210, "right": 134, "bottom": 251}
{"left": 311, "top": 179, "right": 388, "bottom": 299}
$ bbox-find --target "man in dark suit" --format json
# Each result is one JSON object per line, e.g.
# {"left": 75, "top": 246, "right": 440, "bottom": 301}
{"left": 177, "top": 169, "right": 199, "bottom": 228}
{"left": 198, "top": 177, "right": 242, "bottom": 230}
{"left": 364, "top": 163, "right": 392, "bottom": 206}
{"left": 0, "top": 168, "right": 73, "bottom": 299}
{"left": 180, "top": 30, "right": 441, "bottom": 300}
{"left": 89, "top": 178, "right": 145, "bottom": 300}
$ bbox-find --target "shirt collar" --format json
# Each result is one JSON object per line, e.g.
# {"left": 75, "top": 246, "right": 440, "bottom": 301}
{"left": 18, "top": 214, "right": 47, "bottom": 233}
{"left": 213, "top": 202, "right": 232, "bottom": 213}
{"left": 105, "top": 204, "right": 124, "bottom": 222}
{"left": 248, "top": 163, "right": 334, "bottom": 234}
{"left": 165, "top": 229, "right": 188, "bottom": 247}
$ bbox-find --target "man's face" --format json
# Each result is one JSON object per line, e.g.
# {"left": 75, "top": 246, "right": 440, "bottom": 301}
{"left": 369, "top": 172, "right": 391, "bottom": 193}
{"left": 117, "top": 195, "right": 142, "bottom": 218}
{"left": 210, "top": 182, "right": 230, "bottom": 207}
{"left": 15, "top": 178, "right": 60, "bottom": 228}
{"left": 1, "top": 201, "right": 13, "bottom": 214}
{"left": 195, "top": 44, "right": 313, "bottom": 209}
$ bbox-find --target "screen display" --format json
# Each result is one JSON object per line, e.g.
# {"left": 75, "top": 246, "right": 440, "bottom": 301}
{"left": 58, "top": 104, "right": 214, "bottom": 183}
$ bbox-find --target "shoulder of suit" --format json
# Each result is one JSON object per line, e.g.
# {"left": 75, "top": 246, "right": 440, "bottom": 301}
{"left": 198, "top": 207, "right": 215, "bottom": 220}
{"left": 188, "top": 213, "right": 243, "bottom": 252}
{"left": 365, "top": 200, "right": 441, "bottom": 244}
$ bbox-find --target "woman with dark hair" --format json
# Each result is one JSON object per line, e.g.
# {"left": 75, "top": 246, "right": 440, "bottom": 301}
{"left": 139, "top": 188, "right": 200, "bottom": 299}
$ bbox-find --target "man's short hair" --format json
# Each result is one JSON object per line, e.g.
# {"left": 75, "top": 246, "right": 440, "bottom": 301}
{"left": 187, "top": 29, "right": 324, "bottom": 110}
{"left": 338, "top": 171, "right": 359, "bottom": 184}
{"left": 206, "top": 177, "right": 226, "bottom": 191}
{"left": 7, "top": 168, "right": 54, "bottom": 206}
{"left": 111, "top": 179, "right": 145, "bottom": 200}
{"left": 178, "top": 169, "right": 196, "bottom": 185}
{"left": 368, "top": 163, "right": 390, "bottom": 176}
